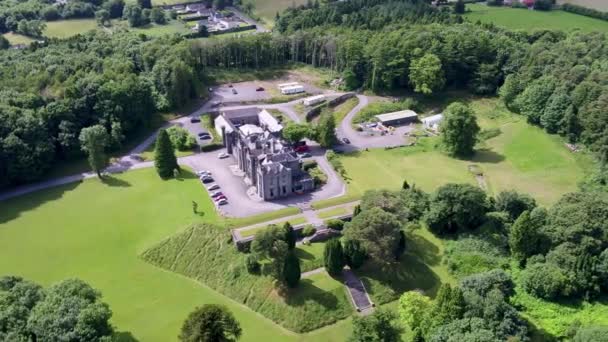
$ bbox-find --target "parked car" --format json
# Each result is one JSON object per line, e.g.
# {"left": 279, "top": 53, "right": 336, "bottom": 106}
{"left": 214, "top": 195, "right": 227, "bottom": 202}
{"left": 232, "top": 88, "right": 238, "bottom": 95}
{"left": 256, "top": 87, "right": 265, "bottom": 91}
{"left": 196, "top": 170, "right": 210, "bottom": 176}
{"left": 211, "top": 191, "right": 224, "bottom": 198}
{"left": 201, "top": 177, "right": 214, "bottom": 184}
{"left": 207, "top": 184, "right": 220, "bottom": 191}
{"left": 208, "top": 87, "right": 213, "bottom": 92}
{"left": 342, "top": 137, "right": 351, "bottom": 144}
{"left": 217, "top": 199, "right": 228, "bottom": 206}
{"left": 199, "top": 135, "right": 212, "bottom": 140}
{"left": 190, "top": 117, "right": 201, "bottom": 123}
{"left": 218, "top": 152, "right": 229, "bottom": 159}
{"left": 228, "top": 84, "right": 233, "bottom": 88}
{"left": 211, "top": 101, "right": 221, "bottom": 107}
{"left": 294, "top": 145, "right": 309, "bottom": 153}
{"left": 297, "top": 152, "right": 312, "bottom": 158}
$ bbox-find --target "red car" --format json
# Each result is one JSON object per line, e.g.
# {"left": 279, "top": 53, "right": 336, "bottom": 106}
{"left": 294, "top": 145, "right": 309, "bottom": 153}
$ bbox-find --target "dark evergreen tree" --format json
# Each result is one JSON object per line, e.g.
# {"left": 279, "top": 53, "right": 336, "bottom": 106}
{"left": 343, "top": 239, "right": 366, "bottom": 269}
{"left": 324, "top": 238, "right": 345, "bottom": 276}
{"left": 352, "top": 205, "right": 361, "bottom": 217}
{"left": 283, "top": 221, "right": 296, "bottom": 250}
{"left": 283, "top": 251, "right": 300, "bottom": 288}
{"left": 453, "top": 0, "right": 465, "bottom": 14}
{"left": 402, "top": 180, "right": 410, "bottom": 190}
{"left": 154, "top": 129, "right": 179, "bottom": 179}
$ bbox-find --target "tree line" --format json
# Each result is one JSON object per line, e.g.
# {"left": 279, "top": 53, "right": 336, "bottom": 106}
{"left": 0, "top": 31, "right": 203, "bottom": 187}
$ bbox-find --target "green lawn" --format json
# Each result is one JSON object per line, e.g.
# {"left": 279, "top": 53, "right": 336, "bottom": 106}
{"left": 296, "top": 242, "right": 326, "bottom": 272}
{"left": 465, "top": 4, "right": 608, "bottom": 32}
{"left": 44, "top": 19, "right": 99, "bottom": 38}
{"left": 317, "top": 207, "right": 349, "bottom": 220}
{"left": 2, "top": 32, "right": 36, "bottom": 45}
{"left": 337, "top": 98, "right": 592, "bottom": 206}
{"left": 250, "top": 0, "right": 308, "bottom": 25}
{"left": 0, "top": 168, "right": 316, "bottom": 342}
{"left": 118, "top": 20, "right": 190, "bottom": 37}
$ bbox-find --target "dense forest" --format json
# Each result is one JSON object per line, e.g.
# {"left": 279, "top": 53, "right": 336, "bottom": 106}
{"left": 0, "top": 33, "right": 202, "bottom": 186}
{"left": 1, "top": 0, "right": 608, "bottom": 189}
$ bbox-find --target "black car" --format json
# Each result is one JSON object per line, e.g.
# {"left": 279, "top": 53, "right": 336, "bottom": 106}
{"left": 199, "top": 135, "right": 211, "bottom": 140}
{"left": 198, "top": 132, "right": 209, "bottom": 137}
{"left": 190, "top": 117, "right": 201, "bottom": 123}
{"left": 342, "top": 137, "right": 351, "bottom": 144}
{"left": 232, "top": 88, "right": 238, "bottom": 95}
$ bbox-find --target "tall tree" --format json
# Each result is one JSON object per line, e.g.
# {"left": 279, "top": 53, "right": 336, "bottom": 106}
{"left": 283, "top": 251, "right": 301, "bottom": 288}
{"left": 0, "top": 276, "right": 45, "bottom": 341}
{"left": 283, "top": 222, "right": 296, "bottom": 250}
{"left": 398, "top": 291, "right": 431, "bottom": 333}
{"left": 425, "top": 183, "right": 488, "bottom": 235}
{"left": 441, "top": 102, "right": 480, "bottom": 157}
{"left": 79, "top": 125, "right": 110, "bottom": 178}
{"left": 27, "top": 279, "right": 113, "bottom": 342}
{"left": 349, "top": 309, "right": 402, "bottom": 342}
{"left": 495, "top": 190, "right": 536, "bottom": 221}
{"left": 324, "top": 238, "right": 345, "bottom": 276}
{"left": 453, "top": 0, "right": 465, "bottom": 14}
{"left": 282, "top": 123, "right": 311, "bottom": 144}
{"left": 179, "top": 304, "right": 242, "bottom": 342}
{"left": 344, "top": 207, "right": 402, "bottom": 263}
{"left": 316, "top": 112, "right": 336, "bottom": 147}
{"left": 343, "top": 239, "right": 366, "bottom": 269}
{"left": 409, "top": 53, "right": 445, "bottom": 95}
{"left": 154, "top": 129, "right": 179, "bottom": 179}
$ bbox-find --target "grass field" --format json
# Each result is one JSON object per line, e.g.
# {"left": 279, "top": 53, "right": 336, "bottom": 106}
{"left": 465, "top": 4, "right": 608, "bottom": 32}
{"left": 0, "top": 167, "right": 356, "bottom": 341}
{"left": 239, "top": 216, "right": 308, "bottom": 237}
{"left": 317, "top": 206, "right": 349, "bottom": 220}
{"left": 44, "top": 19, "right": 99, "bottom": 38}
{"left": 123, "top": 20, "right": 191, "bottom": 36}
{"left": 338, "top": 98, "right": 592, "bottom": 206}
{"left": 2, "top": 32, "right": 36, "bottom": 45}
{"left": 250, "top": 0, "right": 308, "bottom": 25}
{"left": 296, "top": 242, "right": 326, "bottom": 272}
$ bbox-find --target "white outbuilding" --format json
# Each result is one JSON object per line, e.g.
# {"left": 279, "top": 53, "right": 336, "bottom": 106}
{"left": 303, "top": 95, "right": 325, "bottom": 106}
{"left": 281, "top": 85, "right": 305, "bottom": 95}
{"left": 421, "top": 114, "right": 443, "bottom": 132}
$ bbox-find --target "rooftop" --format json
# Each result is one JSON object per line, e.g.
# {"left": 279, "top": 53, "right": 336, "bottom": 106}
{"left": 421, "top": 113, "right": 443, "bottom": 123}
{"left": 239, "top": 124, "right": 264, "bottom": 136}
{"left": 375, "top": 109, "right": 418, "bottom": 122}
{"left": 223, "top": 108, "right": 260, "bottom": 120}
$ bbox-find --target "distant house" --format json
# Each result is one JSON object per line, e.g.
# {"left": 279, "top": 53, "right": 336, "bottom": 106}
{"left": 421, "top": 114, "right": 443, "bottom": 132}
{"left": 374, "top": 110, "right": 418, "bottom": 127}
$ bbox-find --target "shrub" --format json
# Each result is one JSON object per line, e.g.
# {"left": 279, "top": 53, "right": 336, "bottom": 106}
{"left": 326, "top": 219, "right": 345, "bottom": 231}
{"left": 200, "top": 143, "right": 223, "bottom": 152}
{"left": 302, "top": 225, "right": 316, "bottom": 237}
{"left": 245, "top": 255, "right": 260, "bottom": 274}
{"left": 302, "top": 160, "right": 318, "bottom": 171}
{"left": 521, "top": 263, "right": 567, "bottom": 300}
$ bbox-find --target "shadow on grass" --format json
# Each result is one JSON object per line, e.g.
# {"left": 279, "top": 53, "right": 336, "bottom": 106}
{"left": 470, "top": 148, "right": 506, "bottom": 164}
{"left": 406, "top": 232, "right": 442, "bottom": 266}
{"left": 295, "top": 248, "right": 316, "bottom": 261}
{"left": 112, "top": 331, "right": 140, "bottom": 342}
{"left": 284, "top": 279, "right": 339, "bottom": 310}
{"left": 356, "top": 254, "right": 442, "bottom": 304}
{"left": 0, "top": 180, "right": 82, "bottom": 225}
{"left": 101, "top": 175, "right": 131, "bottom": 187}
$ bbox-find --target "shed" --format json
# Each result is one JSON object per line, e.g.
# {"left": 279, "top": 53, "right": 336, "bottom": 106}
{"left": 374, "top": 110, "right": 418, "bottom": 126}
{"left": 281, "top": 85, "right": 305, "bottom": 95}
{"left": 303, "top": 94, "right": 325, "bottom": 106}
{"left": 277, "top": 82, "right": 300, "bottom": 89}
{"left": 421, "top": 114, "right": 443, "bottom": 131}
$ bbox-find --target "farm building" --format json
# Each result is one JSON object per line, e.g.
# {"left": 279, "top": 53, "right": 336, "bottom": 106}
{"left": 281, "top": 85, "right": 305, "bottom": 95}
{"left": 303, "top": 95, "right": 325, "bottom": 106}
{"left": 374, "top": 110, "right": 418, "bottom": 126}
{"left": 421, "top": 114, "right": 443, "bottom": 132}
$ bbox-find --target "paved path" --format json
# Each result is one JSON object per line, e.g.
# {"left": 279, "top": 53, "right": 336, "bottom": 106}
{"left": 301, "top": 267, "right": 326, "bottom": 278}
{"left": 342, "top": 267, "right": 374, "bottom": 313}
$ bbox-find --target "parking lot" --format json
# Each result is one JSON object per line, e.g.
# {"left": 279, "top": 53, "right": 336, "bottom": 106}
{"left": 212, "top": 83, "right": 271, "bottom": 103}
{"left": 182, "top": 149, "right": 289, "bottom": 217}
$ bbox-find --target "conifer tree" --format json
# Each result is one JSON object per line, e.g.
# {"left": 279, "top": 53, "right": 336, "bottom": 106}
{"left": 324, "top": 238, "right": 345, "bottom": 276}
{"left": 155, "top": 129, "right": 179, "bottom": 179}
{"left": 283, "top": 251, "right": 300, "bottom": 288}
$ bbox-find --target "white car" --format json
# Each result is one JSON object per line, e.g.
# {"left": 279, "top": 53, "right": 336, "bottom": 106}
{"left": 207, "top": 184, "right": 220, "bottom": 191}
{"left": 218, "top": 152, "right": 229, "bottom": 159}
{"left": 196, "top": 170, "right": 211, "bottom": 176}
